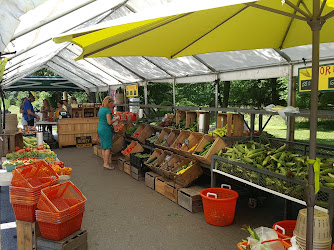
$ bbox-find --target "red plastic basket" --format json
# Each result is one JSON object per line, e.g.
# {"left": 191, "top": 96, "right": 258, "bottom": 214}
{"left": 11, "top": 161, "right": 59, "bottom": 189}
{"left": 12, "top": 203, "right": 38, "bottom": 222}
{"left": 38, "top": 181, "right": 86, "bottom": 213}
{"left": 38, "top": 213, "right": 84, "bottom": 241}
{"left": 272, "top": 220, "right": 296, "bottom": 244}
{"left": 200, "top": 184, "right": 239, "bottom": 226}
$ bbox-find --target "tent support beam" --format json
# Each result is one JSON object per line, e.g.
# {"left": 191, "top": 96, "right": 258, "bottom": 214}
{"left": 215, "top": 78, "right": 219, "bottom": 127}
{"left": 54, "top": 55, "right": 109, "bottom": 87}
{"left": 65, "top": 47, "right": 123, "bottom": 84}
{"left": 192, "top": 55, "right": 217, "bottom": 72}
{"left": 172, "top": 78, "right": 176, "bottom": 108}
{"left": 47, "top": 61, "right": 96, "bottom": 90}
{"left": 286, "top": 64, "right": 295, "bottom": 141}
{"left": 108, "top": 57, "right": 145, "bottom": 81}
{"left": 11, "top": 0, "right": 98, "bottom": 41}
{"left": 284, "top": 0, "right": 311, "bottom": 18}
{"left": 8, "top": 0, "right": 128, "bottom": 61}
{"left": 142, "top": 57, "right": 175, "bottom": 77}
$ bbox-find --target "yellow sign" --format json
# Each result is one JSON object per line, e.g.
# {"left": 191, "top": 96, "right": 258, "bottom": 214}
{"left": 126, "top": 84, "right": 138, "bottom": 97}
{"left": 0, "top": 58, "right": 8, "bottom": 82}
{"left": 298, "top": 64, "right": 334, "bottom": 92}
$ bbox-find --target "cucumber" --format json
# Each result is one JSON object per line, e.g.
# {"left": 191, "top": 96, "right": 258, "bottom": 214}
{"left": 322, "top": 176, "right": 334, "bottom": 183}
{"left": 324, "top": 183, "right": 334, "bottom": 189}
{"left": 146, "top": 156, "right": 157, "bottom": 165}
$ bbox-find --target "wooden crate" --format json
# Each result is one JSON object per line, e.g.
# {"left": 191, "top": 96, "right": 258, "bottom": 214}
{"left": 111, "top": 135, "right": 124, "bottom": 153}
{"left": 192, "top": 135, "right": 227, "bottom": 165}
{"left": 217, "top": 113, "right": 244, "bottom": 137}
{"left": 155, "top": 177, "right": 181, "bottom": 203}
{"left": 197, "top": 111, "right": 210, "bottom": 133}
{"left": 0, "top": 132, "right": 23, "bottom": 157}
{"left": 144, "top": 148, "right": 163, "bottom": 167}
{"left": 185, "top": 111, "right": 197, "bottom": 127}
{"left": 118, "top": 157, "right": 126, "bottom": 172}
{"left": 179, "top": 132, "right": 203, "bottom": 157}
{"left": 109, "top": 152, "right": 123, "bottom": 164}
{"left": 136, "top": 125, "right": 155, "bottom": 144}
{"left": 124, "top": 162, "right": 131, "bottom": 175}
{"left": 37, "top": 230, "right": 87, "bottom": 250}
{"left": 178, "top": 186, "right": 204, "bottom": 213}
{"left": 161, "top": 129, "right": 180, "bottom": 149}
{"left": 145, "top": 171, "right": 161, "bottom": 189}
{"left": 130, "top": 166, "right": 145, "bottom": 181}
{"left": 171, "top": 159, "right": 203, "bottom": 187}
{"left": 160, "top": 154, "right": 184, "bottom": 180}
{"left": 175, "top": 110, "right": 186, "bottom": 125}
{"left": 97, "top": 147, "right": 103, "bottom": 158}
{"left": 16, "top": 220, "right": 40, "bottom": 250}
{"left": 170, "top": 130, "right": 191, "bottom": 153}
{"left": 121, "top": 141, "right": 144, "bottom": 160}
{"left": 147, "top": 150, "right": 173, "bottom": 176}
{"left": 116, "top": 121, "right": 132, "bottom": 136}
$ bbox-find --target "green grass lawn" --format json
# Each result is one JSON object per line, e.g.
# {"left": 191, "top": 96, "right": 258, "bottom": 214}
{"left": 8, "top": 105, "right": 22, "bottom": 125}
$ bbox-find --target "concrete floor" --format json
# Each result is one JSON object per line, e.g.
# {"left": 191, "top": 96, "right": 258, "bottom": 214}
{"left": 1, "top": 147, "right": 303, "bottom": 249}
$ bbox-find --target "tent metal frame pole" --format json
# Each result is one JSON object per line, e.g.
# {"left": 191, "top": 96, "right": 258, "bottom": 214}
{"left": 142, "top": 57, "right": 175, "bottom": 78}
{"left": 192, "top": 55, "right": 217, "bottom": 73}
{"left": 11, "top": 0, "right": 98, "bottom": 41}
{"left": 172, "top": 78, "right": 176, "bottom": 108}
{"left": 215, "top": 77, "right": 219, "bottom": 127}
{"left": 286, "top": 64, "right": 294, "bottom": 141}
{"left": 8, "top": 1, "right": 128, "bottom": 61}
{"left": 64, "top": 47, "right": 123, "bottom": 84}
{"left": 54, "top": 55, "right": 109, "bottom": 87}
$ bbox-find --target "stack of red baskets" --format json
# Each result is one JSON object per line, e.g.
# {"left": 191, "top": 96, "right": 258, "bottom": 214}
{"left": 36, "top": 181, "right": 87, "bottom": 241}
{"left": 10, "top": 161, "right": 59, "bottom": 222}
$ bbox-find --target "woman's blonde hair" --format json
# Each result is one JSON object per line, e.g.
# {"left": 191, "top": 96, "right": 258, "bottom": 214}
{"left": 102, "top": 96, "right": 113, "bottom": 108}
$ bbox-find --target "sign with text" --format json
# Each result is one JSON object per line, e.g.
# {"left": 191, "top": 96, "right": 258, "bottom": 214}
{"left": 298, "top": 64, "right": 334, "bottom": 92}
{"left": 126, "top": 84, "right": 138, "bottom": 97}
{"left": 76, "top": 136, "right": 92, "bottom": 148}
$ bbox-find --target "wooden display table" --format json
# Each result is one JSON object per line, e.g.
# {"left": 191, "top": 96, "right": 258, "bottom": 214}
{"left": 57, "top": 118, "right": 98, "bottom": 148}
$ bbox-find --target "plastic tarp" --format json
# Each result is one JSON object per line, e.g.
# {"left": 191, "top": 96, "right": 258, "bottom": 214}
{"left": 1, "top": 0, "right": 334, "bottom": 92}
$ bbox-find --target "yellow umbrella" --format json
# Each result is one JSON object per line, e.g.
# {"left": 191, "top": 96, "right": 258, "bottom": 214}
{"left": 54, "top": 1, "right": 334, "bottom": 248}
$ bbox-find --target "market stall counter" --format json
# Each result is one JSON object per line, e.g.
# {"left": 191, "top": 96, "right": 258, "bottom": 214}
{"left": 57, "top": 118, "right": 98, "bottom": 148}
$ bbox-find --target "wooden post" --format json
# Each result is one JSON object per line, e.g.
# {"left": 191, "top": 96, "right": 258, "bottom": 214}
{"left": 288, "top": 76, "right": 297, "bottom": 141}
{"left": 16, "top": 220, "right": 40, "bottom": 250}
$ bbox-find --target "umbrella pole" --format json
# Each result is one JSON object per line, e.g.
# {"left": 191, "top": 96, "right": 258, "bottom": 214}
{"left": 306, "top": 3, "right": 321, "bottom": 247}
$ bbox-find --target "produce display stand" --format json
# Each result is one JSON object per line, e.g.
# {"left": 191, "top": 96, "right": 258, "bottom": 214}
{"left": 0, "top": 132, "right": 23, "bottom": 157}
{"left": 57, "top": 118, "right": 98, "bottom": 148}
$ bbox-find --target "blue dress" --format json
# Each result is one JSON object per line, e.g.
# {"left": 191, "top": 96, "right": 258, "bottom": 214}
{"left": 98, "top": 107, "right": 113, "bottom": 149}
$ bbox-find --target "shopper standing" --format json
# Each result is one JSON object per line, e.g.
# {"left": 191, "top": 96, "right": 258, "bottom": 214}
{"left": 23, "top": 93, "right": 40, "bottom": 126}
{"left": 20, "top": 97, "right": 28, "bottom": 128}
{"left": 40, "top": 99, "right": 54, "bottom": 131}
{"left": 98, "top": 96, "right": 119, "bottom": 170}
{"left": 70, "top": 97, "right": 77, "bottom": 105}
{"left": 63, "top": 99, "right": 70, "bottom": 113}
{"left": 55, "top": 101, "right": 65, "bottom": 121}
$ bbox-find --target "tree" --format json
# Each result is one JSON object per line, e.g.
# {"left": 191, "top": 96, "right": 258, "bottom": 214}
{"left": 31, "top": 68, "right": 58, "bottom": 76}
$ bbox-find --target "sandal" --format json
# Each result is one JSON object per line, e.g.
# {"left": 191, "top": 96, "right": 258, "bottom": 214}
{"left": 103, "top": 165, "right": 115, "bottom": 170}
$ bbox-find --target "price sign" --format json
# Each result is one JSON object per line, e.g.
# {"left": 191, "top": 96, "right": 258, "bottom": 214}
{"left": 76, "top": 136, "right": 92, "bottom": 148}
{"left": 126, "top": 84, "right": 138, "bottom": 97}
{"left": 298, "top": 64, "right": 334, "bottom": 92}
{"left": 184, "top": 139, "right": 189, "bottom": 145}
{"left": 164, "top": 135, "right": 168, "bottom": 140}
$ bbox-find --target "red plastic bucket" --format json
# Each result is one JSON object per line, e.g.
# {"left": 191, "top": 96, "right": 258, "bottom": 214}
{"left": 273, "top": 220, "right": 296, "bottom": 244}
{"left": 200, "top": 184, "right": 238, "bottom": 226}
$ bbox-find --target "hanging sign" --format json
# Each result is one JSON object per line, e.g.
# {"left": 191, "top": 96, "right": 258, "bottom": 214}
{"left": 0, "top": 58, "right": 8, "bottom": 82}
{"left": 298, "top": 64, "right": 334, "bottom": 92}
{"left": 126, "top": 84, "right": 138, "bottom": 97}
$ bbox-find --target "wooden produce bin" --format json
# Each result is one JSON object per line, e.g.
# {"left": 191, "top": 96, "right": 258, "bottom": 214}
{"left": 124, "top": 162, "right": 131, "bottom": 175}
{"left": 217, "top": 113, "right": 244, "bottom": 137}
{"left": 118, "top": 157, "right": 126, "bottom": 172}
{"left": 170, "top": 130, "right": 191, "bottom": 153}
{"left": 111, "top": 135, "right": 124, "bottom": 153}
{"left": 176, "top": 110, "right": 186, "bottom": 125}
{"left": 192, "top": 135, "right": 227, "bottom": 165}
{"left": 93, "top": 145, "right": 100, "bottom": 156}
{"left": 121, "top": 141, "right": 144, "bottom": 160}
{"left": 171, "top": 159, "right": 203, "bottom": 187}
{"left": 185, "top": 111, "right": 197, "bottom": 127}
{"left": 179, "top": 132, "right": 203, "bottom": 157}
{"left": 178, "top": 186, "right": 204, "bottom": 213}
{"left": 154, "top": 128, "right": 172, "bottom": 147}
{"left": 160, "top": 129, "right": 180, "bottom": 150}
{"left": 131, "top": 124, "right": 145, "bottom": 139}
{"left": 197, "top": 111, "right": 210, "bottom": 133}
{"left": 57, "top": 118, "right": 98, "bottom": 148}
{"left": 136, "top": 125, "right": 155, "bottom": 144}
{"left": 160, "top": 154, "right": 184, "bottom": 180}
{"left": 145, "top": 149, "right": 163, "bottom": 168}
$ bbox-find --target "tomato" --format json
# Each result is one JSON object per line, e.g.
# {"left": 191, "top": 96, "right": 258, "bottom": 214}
{"left": 15, "top": 147, "right": 21, "bottom": 151}
{"left": 25, "top": 148, "right": 32, "bottom": 152}
{"left": 37, "top": 145, "right": 44, "bottom": 150}
{"left": 17, "top": 149, "right": 25, "bottom": 154}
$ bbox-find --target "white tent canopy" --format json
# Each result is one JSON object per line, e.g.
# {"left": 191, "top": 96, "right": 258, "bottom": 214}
{"left": 2, "top": 0, "right": 334, "bottom": 93}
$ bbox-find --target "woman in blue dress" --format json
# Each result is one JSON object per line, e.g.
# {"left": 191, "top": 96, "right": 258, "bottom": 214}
{"left": 98, "top": 96, "right": 119, "bottom": 169}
